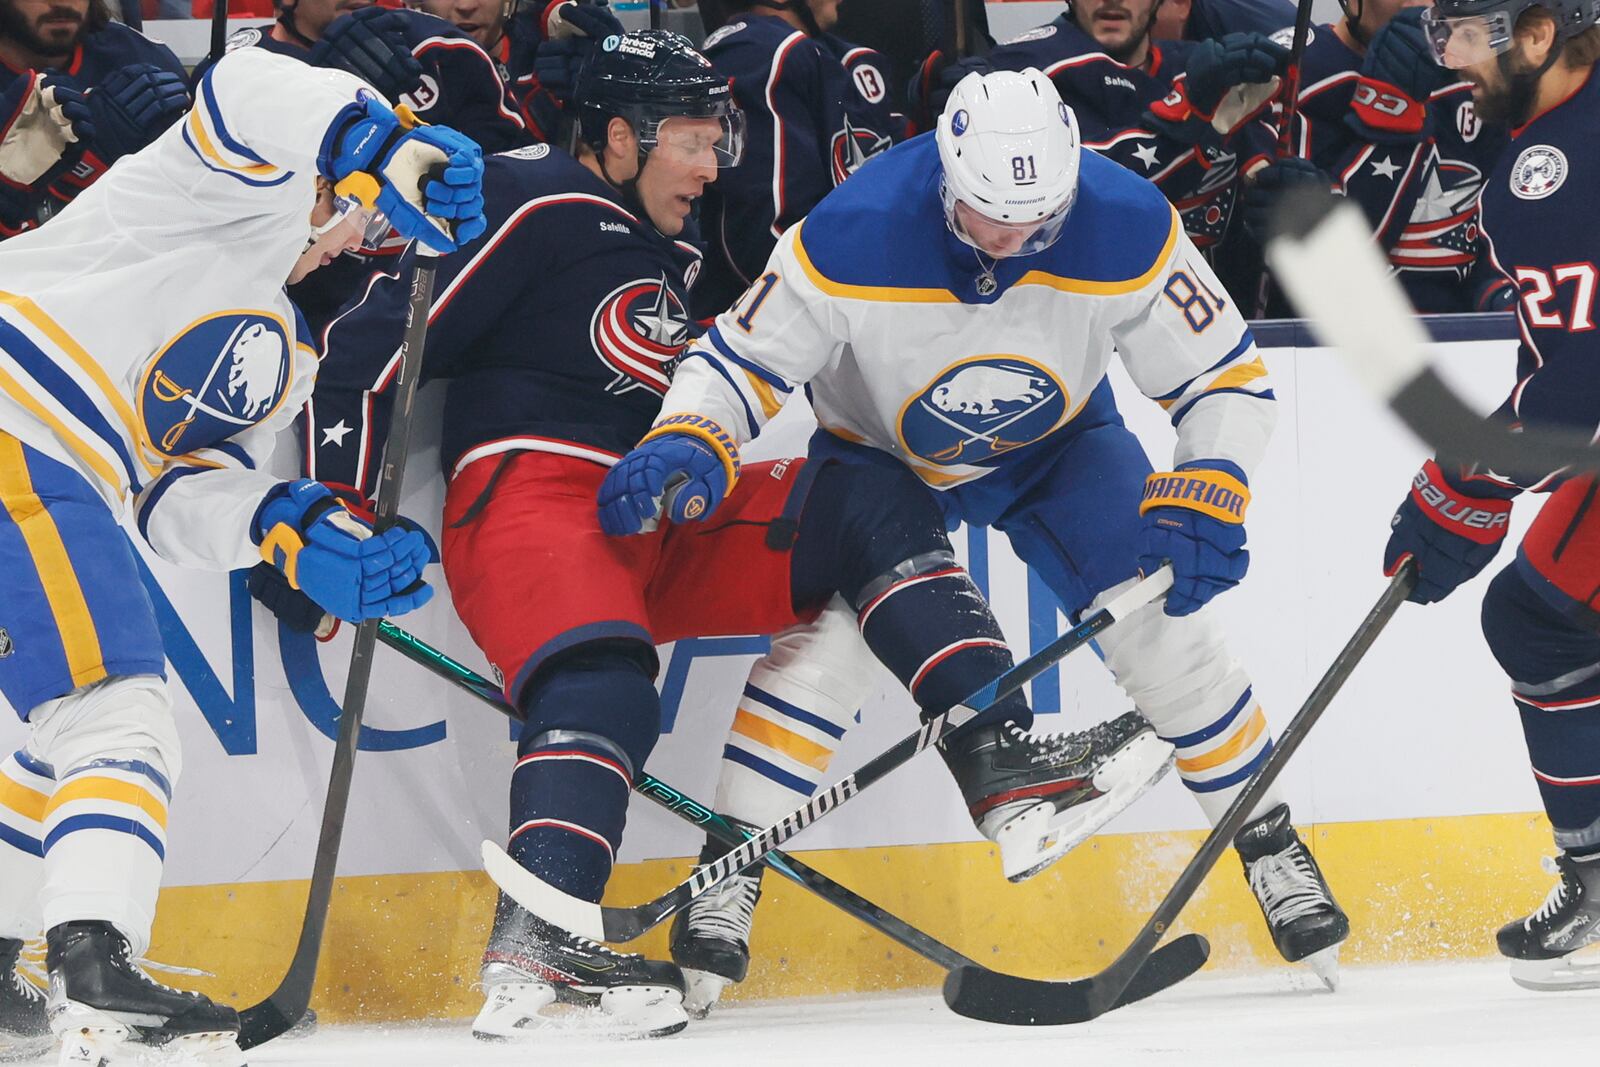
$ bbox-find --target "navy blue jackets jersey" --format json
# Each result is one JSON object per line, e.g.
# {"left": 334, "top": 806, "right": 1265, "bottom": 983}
{"left": 220, "top": 11, "right": 529, "bottom": 153}
{"left": 0, "top": 23, "right": 186, "bottom": 237}
{"left": 1248, "top": 24, "right": 1508, "bottom": 312}
{"left": 985, "top": 16, "right": 1245, "bottom": 252}
{"left": 694, "top": 14, "right": 901, "bottom": 319}
{"left": 307, "top": 145, "right": 702, "bottom": 498}
{"left": 1475, "top": 68, "right": 1600, "bottom": 492}
{"left": 1179, "top": 0, "right": 1298, "bottom": 40}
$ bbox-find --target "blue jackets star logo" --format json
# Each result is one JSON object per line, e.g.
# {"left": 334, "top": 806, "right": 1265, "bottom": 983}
{"left": 590, "top": 273, "right": 690, "bottom": 396}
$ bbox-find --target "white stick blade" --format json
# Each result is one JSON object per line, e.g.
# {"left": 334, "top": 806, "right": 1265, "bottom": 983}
{"left": 1104, "top": 565, "right": 1173, "bottom": 620}
{"left": 481, "top": 840, "right": 606, "bottom": 942}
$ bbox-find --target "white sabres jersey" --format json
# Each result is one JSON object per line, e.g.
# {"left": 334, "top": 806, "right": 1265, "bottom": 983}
{"left": 0, "top": 49, "right": 372, "bottom": 570}
{"left": 663, "top": 136, "right": 1275, "bottom": 491}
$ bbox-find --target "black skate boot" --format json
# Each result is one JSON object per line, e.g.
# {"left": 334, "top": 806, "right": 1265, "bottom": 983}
{"left": 940, "top": 710, "right": 1174, "bottom": 882}
{"left": 0, "top": 937, "right": 50, "bottom": 1063}
{"left": 1496, "top": 852, "right": 1600, "bottom": 991}
{"left": 474, "top": 893, "right": 687, "bottom": 1040}
{"left": 1235, "top": 804, "right": 1349, "bottom": 990}
{"left": 46, "top": 920, "right": 242, "bottom": 1066}
{"left": 669, "top": 832, "right": 764, "bottom": 1018}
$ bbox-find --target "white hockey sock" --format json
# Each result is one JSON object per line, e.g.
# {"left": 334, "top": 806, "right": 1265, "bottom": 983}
{"left": 0, "top": 748, "right": 52, "bottom": 940}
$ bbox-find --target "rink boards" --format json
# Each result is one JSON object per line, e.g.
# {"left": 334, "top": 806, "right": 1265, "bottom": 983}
{"left": 0, "top": 314, "right": 1555, "bottom": 1020}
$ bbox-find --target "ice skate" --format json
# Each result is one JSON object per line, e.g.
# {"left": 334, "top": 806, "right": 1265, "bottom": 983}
{"left": 669, "top": 833, "right": 765, "bottom": 1018}
{"left": 1235, "top": 804, "right": 1348, "bottom": 990}
{"left": 45, "top": 921, "right": 242, "bottom": 1067}
{"left": 473, "top": 895, "right": 687, "bottom": 1040}
{"left": 1498, "top": 852, "right": 1600, "bottom": 992}
{"left": 0, "top": 937, "right": 50, "bottom": 1063}
{"left": 941, "top": 710, "right": 1175, "bottom": 882}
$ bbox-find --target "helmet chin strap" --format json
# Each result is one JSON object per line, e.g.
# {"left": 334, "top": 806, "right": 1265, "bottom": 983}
{"left": 277, "top": 1, "right": 317, "bottom": 49}
{"left": 1497, "top": 39, "right": 1564, "bottom": 127}
{"left": 598, "top": 150, "right": 652, "bottom": 228}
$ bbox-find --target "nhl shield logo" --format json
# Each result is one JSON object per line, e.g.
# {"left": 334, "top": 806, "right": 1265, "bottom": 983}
{"left": 1510, "top": 145, "right": 1567, "bottom": 200}
{"left": 0, "top": 627, "right": 12, "bottom": 658}
{"left": 139, "top": 313, "right": 291, "bottom": 458}
{"left": 590, "top": 274, "right": 690, "bottom": 397}
{"left": 899, "top": 356, "right": 1068, "bottom": 466}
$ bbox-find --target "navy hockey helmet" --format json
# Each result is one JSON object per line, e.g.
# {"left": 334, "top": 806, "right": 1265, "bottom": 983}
{"left": 572, "top": 30, "right": 745, "bottom": 168}
{"left": 1422, "top": 0, "right": 1600, "bottom": 66}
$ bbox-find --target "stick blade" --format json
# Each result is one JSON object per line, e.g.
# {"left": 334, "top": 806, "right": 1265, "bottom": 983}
{"left": 481, "top": 840, "right": 605, "bottom": 942}
{"left": 942, "top": 933, "right": 1210, "bottom": 1025}
{"left": 236, "top": 995, "right": 301, "bottom": 1051}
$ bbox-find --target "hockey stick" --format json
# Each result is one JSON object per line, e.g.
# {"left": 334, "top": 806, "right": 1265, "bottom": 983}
{"left": 373, "top": 619, "right": 1202, "bottom": 1012}
{"left": 942, "top": 560, "right": 1417, "bottom": 1025}
{"left": 1266, "top": 189, "right": 1600, "bottom": 478}
{"left": 209, "top": 0, "right": 230, "bottom": 67}
{"left": 1251, "top": 0, "right": 1317, "bottom": 318}
{"left": 482, "top": 566, "right": 1175, "bottom": 944}
{"left": 236, "top": 252, "right": 438, "bottom": 1051}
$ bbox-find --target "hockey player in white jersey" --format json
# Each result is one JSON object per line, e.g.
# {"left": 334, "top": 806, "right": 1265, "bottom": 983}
{"left": 0, "top": 47, "right": 483, "bottom": 1065}
{"left": 604, "top": 68, "right": 1350, "bottom": 1003}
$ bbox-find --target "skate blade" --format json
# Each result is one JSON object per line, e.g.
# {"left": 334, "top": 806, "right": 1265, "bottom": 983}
{"left": 473, "top": 980, "right": 687, "bottom": 1041}
{"left": 995, "top": 734, "right": 1176, "bottom": 882}
{"left": 680, "top": 968, "right": 732, "bottom": 1020}
{"left": 1509, "top": 949, "right": 1600, "bottom": 992}
{"left": 1305, "top": 945, "right": 1340, "bottom": 992}
{"left": 57, "top": 1029, "right": 245, "bottom": 1067}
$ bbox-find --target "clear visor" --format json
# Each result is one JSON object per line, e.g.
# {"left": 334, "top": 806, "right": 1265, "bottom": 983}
{"left": 1420, "top": 7, "right": 1516, "bottom": 68}
{"left": 310, "top": 194, "right": 393, "bottom": 252}
{"left": 642, "top": 112, "right": 747, "bottom": 169}
{"left": 942, "top": 181, "right": 1074, "bottom": 259}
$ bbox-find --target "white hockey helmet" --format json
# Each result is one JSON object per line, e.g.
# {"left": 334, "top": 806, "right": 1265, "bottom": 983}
{"left": 936, "top": 68, "right": 1081, "bottom": 259}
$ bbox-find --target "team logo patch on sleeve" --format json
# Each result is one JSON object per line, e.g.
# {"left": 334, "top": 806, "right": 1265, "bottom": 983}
{"left": 138, "top": 313, "right": 291, "bottom": 457}
{"left": 898, "top": 356, "right": 1069, "bottom": 466}
{"left": 1511, "top": 145, "right": 1567, "bottom": 200}
{"left": 590, "top": 273, "right": 690, "bottom": 396}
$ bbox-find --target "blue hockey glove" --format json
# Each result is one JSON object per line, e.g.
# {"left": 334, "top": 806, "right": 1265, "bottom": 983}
{"left": 534, "top": 1, "right": 623, "bottom": 105}
{"left": 253, "top": 479, "right": 438, "bottom": 623}
{"left": 321, "top": 98, "right": 486, "bottom": 253}
{"left": 1181, "top": 32, "right": 1290, "bottom": 119}
{"left": 597, "top": 415, "right": 742, "bottom": 536}
{"left": 0, "top": 72, "right": 92, "bottom": 187}
{"left": 86, "top": 64, "right": 189, "bottom": 162}
{"left": 1383, "top": 459, "right": 1513, "bottom": 604}
{"left": 310, "top": 7, "right": 427, "bottom": 105}
{"left": 1136, "top": 463, "right": 1252, "bottom": 617}
{"left": 1243, "top": 156, "right": 1330, "bottom": 245}
{"left": 1346, "top": 8, "right": 1446, "bottom": 143}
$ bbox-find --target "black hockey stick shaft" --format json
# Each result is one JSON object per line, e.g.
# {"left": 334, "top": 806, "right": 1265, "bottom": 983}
{"left": 371, "top": 619, "right": 978, "bottom": 972}
{"left": 236, "top": 255, "right": 437, "bottom": 1051}
{"left": 481, "top": 569, "right": 1172, "bottom": 942}
{"left": 944, "top": 562, "right": 1416, "bottom": 1025}
{"left": 209, "top": 0, "right": 230, "bottom": 66}
{"left": 1251, "top": 0, "right": 1317, "bottom": 318}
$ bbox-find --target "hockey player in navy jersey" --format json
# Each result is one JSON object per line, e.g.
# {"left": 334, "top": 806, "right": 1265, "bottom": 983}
{"left": 693, "top": 0, "right": 905, "bottom": 318}
{"left": 1382, "top": 0, "right": 1600, "bottom": 991}
{"left": 0, "top": 47, "right": 482, "bottom": 1062}
{"left": 0, "top": 0, "right": 189, "bottom": 238}
{"left": 1242, "top": 0, "right": 1511, "bottom": 313}
{"left": 303, "top": 30, "right": 1166, "bottom": 1036}
{"left": 608, "top": 68, "right": 1354, "bottom": 991}
{"left": 911, "top": 1, "right": 1289, "bottom": 264}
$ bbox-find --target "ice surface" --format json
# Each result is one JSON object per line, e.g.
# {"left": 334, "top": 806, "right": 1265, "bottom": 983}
{"left": 15, "top": 960, "right": 1581, "bottom": 1066}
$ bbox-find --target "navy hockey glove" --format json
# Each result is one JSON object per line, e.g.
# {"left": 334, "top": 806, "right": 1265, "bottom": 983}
{"left": 248, "top": 561, "right": 335, "bottom": 637}
{"left": 321, "top": 98, "right": 486, "bottom": 253}
{"left": 1136, "top": 463, "right": 1252, "bottom": 617}
{"left": 86, "top": 64, "right": 189, "bottom": 162}
{"left": 1383, "top": 459, "right": 1513, "bottom": 604}
{"left": 1178, "top": 32, "right": 1290, "bottom": 120}
{"left": 1346, "top": 8, "right": 1447, "bottom": 142}
{"left": 906, "top": 52, "right": 990, "bottom": 134}
{"left": 0, "top": 72, "right": 91, "bottom": 188}
{"left": 311, "top": 7, "right": 427, "bottom": 105}
{"left": 535, "top": 1, "right": 623, "bottom": 105}
{"left": 598, "top": 415, "right": 742, "bottom": 536}
{"left": 253, "top": 479, "right": 438, "bottom": 623}
{"left": 1243, "top": 156, "right": 1330, "bottom": 245}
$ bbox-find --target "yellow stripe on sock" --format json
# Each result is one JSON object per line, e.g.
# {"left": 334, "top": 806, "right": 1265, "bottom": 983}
{"left": 731, "top": 709, "right": 834, "bottom": 772}
{"left": 44, "top": 776, "right": 168, "bottom": 831}
{"left": 0, "top": 433, "right": 105, "bottom": 688}
{"left": 1177, "top": 706, "right": 1267, "bottom": 774}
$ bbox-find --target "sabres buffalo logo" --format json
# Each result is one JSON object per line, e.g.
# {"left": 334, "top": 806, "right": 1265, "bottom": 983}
{"left": 591, "top": 274, "right": 690, "bottom": 396}
{"left": 898, "top": 356, "right": 1069, "bottom": 466}
{"left": 139, "top": 313, "right": 291, "bottom": 457}
{"left": 830, "top": 115, "right": 893, "bottom": 186}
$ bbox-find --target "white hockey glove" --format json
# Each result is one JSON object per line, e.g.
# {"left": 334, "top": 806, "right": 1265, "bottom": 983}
{"left": 0, "top": 73, "right": 92, "bottom": 188}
